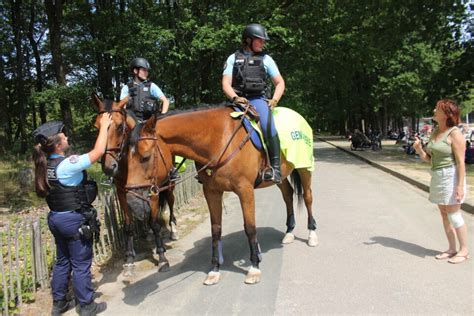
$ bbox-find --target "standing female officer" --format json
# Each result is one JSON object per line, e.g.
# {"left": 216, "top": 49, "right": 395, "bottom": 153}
{"left": 32, "top": 113, "right": 111, "bottom": 315}
{"left": 222, "top": 23, "right": 286, "bottom": 183}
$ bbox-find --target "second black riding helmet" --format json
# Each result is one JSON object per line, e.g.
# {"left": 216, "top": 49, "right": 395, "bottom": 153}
{"left": 129, "top": 57, "right": 150, "bottom": 71}
{"left": 242, "top": 23, "right": 270, "bottom": 42}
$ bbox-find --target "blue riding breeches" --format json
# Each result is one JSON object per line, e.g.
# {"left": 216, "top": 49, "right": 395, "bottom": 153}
{"left": 47, "top": 211, "right": 94, "bottom": 306}
{"left": 248, "top": 97, "right": 277, "bottom": 139}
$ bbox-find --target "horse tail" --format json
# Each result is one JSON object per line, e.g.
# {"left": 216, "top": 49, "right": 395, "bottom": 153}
{"left": 290, "top": 169, "right": 304, "bottom": 209}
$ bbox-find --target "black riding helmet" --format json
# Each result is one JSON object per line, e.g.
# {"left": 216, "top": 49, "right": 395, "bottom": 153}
{"left": 129, "top": 57, "right": 151, "bottom": 71}
{"left": 242, "top": 23, "right": 270, "bottom": 44}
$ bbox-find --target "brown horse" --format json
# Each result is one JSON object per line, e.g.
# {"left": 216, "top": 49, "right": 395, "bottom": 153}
{"left": 124, "top": 105, "right": 317, "bottom": 285}
{"left": 91, "top": 94, "right": 177, "bottom": 275}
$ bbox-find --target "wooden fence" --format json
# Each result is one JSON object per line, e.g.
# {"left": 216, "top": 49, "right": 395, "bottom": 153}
{"left": 0, "top": 164, "right": 202, "bottom": 315}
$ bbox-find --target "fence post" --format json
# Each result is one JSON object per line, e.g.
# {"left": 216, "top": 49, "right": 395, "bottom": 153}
{"left": 0, "top": 227, "right": 10, "bottom": 316}
{"left": 14, "top": 222, "right": 22, "bottom": 307}
{"left": 32, "top": 219, "right": 48, "bottom": 289}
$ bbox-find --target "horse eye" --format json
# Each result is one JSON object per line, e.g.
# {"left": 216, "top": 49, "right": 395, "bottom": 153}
{"left": 140, "top": 155, "right": 151, "bottom": 163}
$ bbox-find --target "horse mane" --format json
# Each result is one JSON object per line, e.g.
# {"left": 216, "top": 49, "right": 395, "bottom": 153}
{"left": 160, "top": 102, "right": 229, "bottom": 118}
{"left": 129, "top": 102, "right": 230, "bottom": 148}
{"left": 103, "top": 99, "right": 114, "bottom": 111}
{"left": 129, "top": 122, "right": 144, "bottom": 149}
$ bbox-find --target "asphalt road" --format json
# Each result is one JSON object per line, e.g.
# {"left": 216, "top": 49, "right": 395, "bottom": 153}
{"left": 93, "top": 140, "right": 473, "bottom": 315}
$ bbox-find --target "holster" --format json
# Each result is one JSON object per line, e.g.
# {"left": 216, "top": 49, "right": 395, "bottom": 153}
{"left": 78, "top": 207, "right": 101, "bottom": 242}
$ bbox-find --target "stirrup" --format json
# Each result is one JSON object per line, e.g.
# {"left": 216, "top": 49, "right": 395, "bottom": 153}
{"left": 263, "top": 167, "right": 281, "bottom": 184}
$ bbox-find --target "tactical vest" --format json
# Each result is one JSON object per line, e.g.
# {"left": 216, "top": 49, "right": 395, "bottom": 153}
{"left": 232, "top": 50, "right": 267, "bottom": 98}
{"left": 127, "top": 81, "right": 158, "bottom": 120}
{"left": 46, "top": 157, "right": 97, "bottom": 212}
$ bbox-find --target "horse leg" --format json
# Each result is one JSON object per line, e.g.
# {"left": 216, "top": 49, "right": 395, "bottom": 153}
{"left": 115, "top": 186, "right": 136, "bottom": 277}
{"left": 202, "top": 188, "right": 224, "bottom": 286}
{"left": 237, "top": 187, "right": 262, "bottom": 284}
{"left": 277, "top": 178, "right": 296, "bottom": 244}
{"left": 298, "top": 169, "right": 318, "bottom": 247}
{"left": 150, "top": 197, "right": 170, "bottom": 272}
{"left": 167, "top": 188, "right": 179, "bottom": 241}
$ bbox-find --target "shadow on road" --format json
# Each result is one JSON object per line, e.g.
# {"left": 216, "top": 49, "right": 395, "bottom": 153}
{"left": 118, "top": 226, "right": 284, "bottom": 306}
{"left": 364, "top": 236, "right": 439, "bottom": 258}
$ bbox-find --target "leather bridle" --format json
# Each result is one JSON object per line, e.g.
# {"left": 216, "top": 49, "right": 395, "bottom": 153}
{"left": 99, "top": 108, "right": 129, "bottom": 164}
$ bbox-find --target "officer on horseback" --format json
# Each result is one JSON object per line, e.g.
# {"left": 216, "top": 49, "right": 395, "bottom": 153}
{"left": 120, "top": 57, "right": 170, "bottom": 121}
{"left": 222, "top": 23, "right": 286, "bottom": 183}
{"left": 32, "top": 115, "right": 111, "bottom": 315}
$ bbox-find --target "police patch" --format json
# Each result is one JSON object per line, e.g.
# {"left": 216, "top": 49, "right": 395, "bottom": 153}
{"left": 69, "top": 155, "right": 79, "bottom": 164}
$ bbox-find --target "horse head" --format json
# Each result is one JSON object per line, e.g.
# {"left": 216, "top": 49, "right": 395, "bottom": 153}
{"left": 92, "top": 93, "right": 132, "bottom": 176}
{"left": 124, "top": 114, "right": 172, "bottom": 214}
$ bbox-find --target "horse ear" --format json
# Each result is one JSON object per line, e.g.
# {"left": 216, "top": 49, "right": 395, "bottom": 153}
{"left": 91, "top": 92, "right": 104, "bottom": 112}
{"left": 144, "top": 114, "right": 158, "bottom": 132}
{"left": 117, "top": 96, "right": 129, "bottom": 109}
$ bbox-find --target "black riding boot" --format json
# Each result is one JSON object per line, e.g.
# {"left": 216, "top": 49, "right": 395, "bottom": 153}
{"left": 51, "top": 300, "right": 70, "bottom": 316}
{"left": 263, "top": 135, "right": 282, "bottom": 184}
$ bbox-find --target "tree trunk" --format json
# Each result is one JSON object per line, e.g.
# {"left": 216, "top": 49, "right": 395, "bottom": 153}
{"left": 11, "top": 0, "right": 28, "bottom": 153}
{"left": 27, "top": 1, "right": 47, "bottom": 125}
{"left": 44, "top": 0, "right": 74, "bottom": 139}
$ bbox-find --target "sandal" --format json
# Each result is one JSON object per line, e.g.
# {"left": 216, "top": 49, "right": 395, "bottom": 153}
{"left": 435, "top": 251, "right": 457, "bottom": 260}
{"left": 448, "top": 254, "right": 470, "bottom": 264}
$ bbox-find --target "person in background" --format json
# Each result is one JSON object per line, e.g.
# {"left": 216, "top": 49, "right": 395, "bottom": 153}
{"left": 413, "top": 99, "right": 469, "bottom": 264}
{"left": 222, "top": 23, "right": 285, "bottom": 183}
{"left": 120, "top": 57, "right": 169, "bottom": 121}
{"left": 32, "top": 114, "right": 111, "bottom": 315}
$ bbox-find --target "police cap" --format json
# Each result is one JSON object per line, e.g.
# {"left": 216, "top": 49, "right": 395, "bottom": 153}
{"left": 33, "top": 121, "right": 64, "bottom": 144}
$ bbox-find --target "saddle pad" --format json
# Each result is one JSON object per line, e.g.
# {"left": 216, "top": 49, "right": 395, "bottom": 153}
{"left": 231, "top": 106, "right": 314, "bottom": 171}
{"left": 230, "top": 107, "right": 264, "bottom": 150}
{"left": 273, "top": 107, "right": 314, "bottom": 171}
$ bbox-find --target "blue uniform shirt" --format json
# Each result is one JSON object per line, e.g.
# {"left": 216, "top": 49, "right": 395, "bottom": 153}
{"left": 222, "top": 52, "right": 280, "bottom": 78}
{"left": 120, "top": 81, "right": 165, "bottom": 100}
{"left": 50, "top": 153, "right": 92, "bottom": 186}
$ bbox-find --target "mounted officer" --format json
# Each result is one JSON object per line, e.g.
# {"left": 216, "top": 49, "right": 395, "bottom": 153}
{"left": 222, "top": 23, "right": 286, "bottom": 183}
{"left": 120, "top": 57, "right": 170, "bottom": 121}
{"left": 32, "top": 115, "right": 111, "bottom": 315}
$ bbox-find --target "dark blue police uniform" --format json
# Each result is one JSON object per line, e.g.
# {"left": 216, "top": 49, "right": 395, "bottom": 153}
{"left": 46, "top": 153, "right": 95, "bottom": 306}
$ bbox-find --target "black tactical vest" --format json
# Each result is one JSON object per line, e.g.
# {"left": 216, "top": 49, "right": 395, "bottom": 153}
{"left": 46, "top": 157, "right": 97, "bottom": 212}
{"left": 231, "top": 50, "right": 267, "bottom": 98}
{"left": 127, "top": 81, "right": 158, "bottom": 120}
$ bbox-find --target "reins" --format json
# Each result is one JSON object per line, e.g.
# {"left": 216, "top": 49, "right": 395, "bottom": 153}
{"left": 124, "top": 103, "right": 253, "bottom": 202}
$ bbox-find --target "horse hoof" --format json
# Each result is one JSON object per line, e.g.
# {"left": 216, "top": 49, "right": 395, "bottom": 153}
{"left": 203, "top": 271, "right": 220, "bottom": 285}
{"left": 244, "top": 267, "right": 261, "bottom": 284}
{"left": 308, "top": 230, "right": 319, "bottom": 247}
{"left": 170, "top": 231, "right": 179, "bottom": 241}
{"left": 282, "top": 233, "right": 295, "bottom": 244}
{"left": 158, "top": 261, "right": 170, "bottom": 272}
{"left": 123, "top": 263, "right": 136, "bottom": 277}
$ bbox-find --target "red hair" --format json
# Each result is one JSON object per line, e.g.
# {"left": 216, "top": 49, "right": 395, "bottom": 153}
{"left": 436, "top": 99, "right": 460, "bottom": 127}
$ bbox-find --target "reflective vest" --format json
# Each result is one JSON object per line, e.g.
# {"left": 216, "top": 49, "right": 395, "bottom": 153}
{"left": 127, "top": 81, "right": 157, "bottom": 120}
{"left": 231, "top": 50, "right": 267, "bottom": 98}
{"left": 46, "top": 157, "right": 97, "bottom": 211}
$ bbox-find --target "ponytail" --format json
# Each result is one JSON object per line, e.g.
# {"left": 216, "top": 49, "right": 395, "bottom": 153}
{"left": 32, "top": 134, "right": 62, "bottom": 198}
{"left": 32, "top": 144, "right": 49, "bottom": 197}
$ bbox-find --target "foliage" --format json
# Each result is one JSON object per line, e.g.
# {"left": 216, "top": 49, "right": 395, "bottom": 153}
{"left": 0, "top": 0, "right": 472, "bottom": 155}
